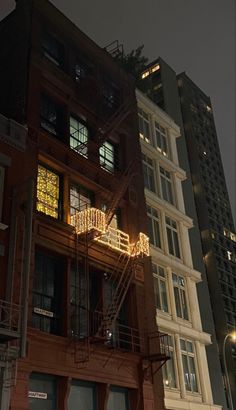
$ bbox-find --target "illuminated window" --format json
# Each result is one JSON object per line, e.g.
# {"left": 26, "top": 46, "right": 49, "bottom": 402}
{"left": 147, "top": 206, "right": 161, "bottom": 248}
{"left": 42, "top": 32, "right": 64, "bottom": 67}
{"left": 180, "top": 339, "right": 198, "bottom": 392}
{"left": 36, "top": 165, "right": 60, "bottom": 219}
{"left": 155, "top": 122, "right": 168, "bottom": 157}
{"left": 142, "top": 154, "right": 156, "bottom": 193}
{"left": 162, "top": 335, "right": 177, "bottom": 388}
{"left": 40, "top": 95, "right": 64, "bottom": 137}
{"left": 138, "top": 108, "right": 151, "bottom": 143}
{"left": 70, "top": 184, "right": 92, "bottom": 217}
{"left": 172, "top": 273, "right": 189, "bottom": 320}
{"left": 166, "top": 217, "right": 181, "bottom": 258}
{"left": 160, "top": 166, "right": 174, "bottom": 204}
{"left": 99, "top": 141, "right": 116, "bottom": 173}
{"left": 70, "top": 116, "right": 88, "bottom": 157}
{"left": 224, "top": 228, "right": 236, "bottom": 242}
{"left": 152, "top": 263, "right": 168, "bottom": 312}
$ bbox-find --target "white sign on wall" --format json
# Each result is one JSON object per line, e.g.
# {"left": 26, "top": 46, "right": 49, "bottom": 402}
{"left": 28, "top": 391, "right": 48, "bottom": 399}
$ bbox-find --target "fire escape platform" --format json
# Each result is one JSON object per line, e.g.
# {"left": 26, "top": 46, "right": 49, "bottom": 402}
{"left": 0, "top": 329, "right": 21, "bottom": 342}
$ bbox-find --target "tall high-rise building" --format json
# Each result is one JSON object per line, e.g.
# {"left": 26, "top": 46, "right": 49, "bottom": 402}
{"left": 137, "top": 87, "right": 221, "bottom": 410}
{"left": 140, "top": 57, "right": 236, "bottom": 409}
{"left": 0, "top": 1, "right": 168, "bottom": 409}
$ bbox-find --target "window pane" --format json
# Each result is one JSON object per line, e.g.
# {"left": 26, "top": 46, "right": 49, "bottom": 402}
{"left": 108, "top": 389, "right": 128, "bottom": 410}
{"left": 70, "top": 116, "right": 88, "bottom": 157}
{"left": 182, "top": 354, "right": 191, "bottom": 391}
{"left": 174, "top": 287, "right": 182, "bottom": 317}
{"left": 189, "top": 356, "right": 198, "bottom": 392}
{"left": 173, "top": 231, "right": 180, "bottom": 258}
{"left": 68, "top": 384, "right": 96, "bottom": 410}
{"left": 160, "top": 280, "right": 168, "bottom": 312}
{"left": 99, "top": 141, "right": 115, "bottom": 172}
{"left": 36, "top": 165, "right": 60, "bottom": 219}
{"left": 29, "top": 374, "right": 56, "bottom": 410}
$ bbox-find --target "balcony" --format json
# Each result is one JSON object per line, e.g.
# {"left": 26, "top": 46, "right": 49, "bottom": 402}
{"left": 0, "top": 113, "right": 27, "bottom": 151}
{"left": 70, "top": 208, "right": 149, "bottom": 256}
{"left": 0, "top": 300, "right": 21, "bottom": 341}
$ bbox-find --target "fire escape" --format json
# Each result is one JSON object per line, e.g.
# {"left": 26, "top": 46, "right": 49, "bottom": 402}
{"left": 69, "top": 80, "right": 170, "bottom": 375}
{"left": 0, "top": 179, "right": 34, "bottom": 406}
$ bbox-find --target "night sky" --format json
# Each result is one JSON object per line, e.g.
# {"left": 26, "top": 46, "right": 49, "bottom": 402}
{"left": 1, "top": 0, "right": 235, "bottom": 223}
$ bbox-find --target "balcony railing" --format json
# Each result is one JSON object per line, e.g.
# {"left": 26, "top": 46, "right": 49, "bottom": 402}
{"left": 70, "top": 208, "right": 149, "bottom": 256}
{"left": 97, "top": 226, "right": 130, "bottom": 254}
{"left": 0, "top": 113, "right": 27, "bottom": 151}
{"left": 71, "top": 308, "right": 144, "bottom": 354}
{"left": 0, "top": 300, "right": 21, "bottom": 340}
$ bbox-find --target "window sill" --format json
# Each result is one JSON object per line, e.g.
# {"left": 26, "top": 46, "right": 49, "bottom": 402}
{"left": 0, "top": 222, "right": 8, "bottom": 230}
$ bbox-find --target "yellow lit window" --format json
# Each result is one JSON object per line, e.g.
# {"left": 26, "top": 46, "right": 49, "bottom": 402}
{"left": 151, "top": 64, "right": 160, "bottom": 73}
{"left": 141, "top": 70, "right": 150, "bottom": 79}
{"left": 36, "top": 165, "right": 60, "bottom": 219}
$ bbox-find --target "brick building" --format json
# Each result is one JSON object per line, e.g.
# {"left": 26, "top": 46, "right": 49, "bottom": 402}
{"left": 0, "top": 1, "right": 168, "bottom": 409}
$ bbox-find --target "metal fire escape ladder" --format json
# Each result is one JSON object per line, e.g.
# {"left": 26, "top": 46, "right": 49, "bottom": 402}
{"left": 105, "top": 159, "right": 138, "bottom": 228}
{"left": 95, "top": 244, "right": 140, "bottom": 339}
{"left": 96, "top": 98, "right": 134, "bottom": 147}
{"left": 74, "top": 97, "right": 134, "bottom": 156}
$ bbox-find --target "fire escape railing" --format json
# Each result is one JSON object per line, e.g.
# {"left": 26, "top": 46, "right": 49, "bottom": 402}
{"left": 0, "top": 300, "right": 21, "bottom": 337}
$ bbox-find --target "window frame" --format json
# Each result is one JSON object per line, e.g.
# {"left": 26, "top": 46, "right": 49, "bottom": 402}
{"left": 42, "top": 31, "right": 65, "bottom": 68}
{"left": 142, "top": 153, "right": 156, "bottom": 193}
{"left": 180, "top": 338, "right": 199, "bottom": 393}
{"left": 32, "top": 250, "right": 63, "bottom": 335}
{"left": 40, "top": 94, "right": 64, "bottom": 138}
{"left": 70, "top": 183, "right": 93, "bottom": 218}
{"left": 154, "top": 121, "right": 169, "bottom": 157}
{"left": 172, "top": 273, "right": 189, "bottom": 321}
{"left": 152, "top": 263, "right": 169, "bottom": 313}
{"left": 99, "top": 140, "right": 118, "bottom": 173}
{"left": 165, "top": 216, "right": 181, "bottom": 258}
{"left": 147, "top": 205, "right": 162, "bottom": 248}
{"left": 36, "top": 164, "right": 62, "bottom": 220}
{"left": 69, "top": 115, "right": 89, "bottom": 157}
{"left": 162, "top": 335, "right": 178, "bottom": 389}
{"left": 159, "top": 166, "right": 174, "bottom": 204}
{"left": 138, "top": 107, "right": 151, "bottom": 143}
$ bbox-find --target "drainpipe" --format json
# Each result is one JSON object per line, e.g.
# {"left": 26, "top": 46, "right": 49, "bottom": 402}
{"left": 5, "top": 191, "right": 18, "bottom": 304}
{"left": 20, "top": 178, "right": 34, "bottom": 358}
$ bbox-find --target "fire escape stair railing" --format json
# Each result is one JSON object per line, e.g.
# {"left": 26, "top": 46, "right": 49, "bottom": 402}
{"left": 96, "top": 98, "right": 134, "bottom": 147}
{"left": 95, "top": 249, "right": 140, "bottom": 339}
{"left": 105, "top": 159, "right": 138, "bottom": 228}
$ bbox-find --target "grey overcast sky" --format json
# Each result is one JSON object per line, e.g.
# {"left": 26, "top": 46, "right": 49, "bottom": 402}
{"left": 1, "top": 0, "right": 235, "bottom": 223}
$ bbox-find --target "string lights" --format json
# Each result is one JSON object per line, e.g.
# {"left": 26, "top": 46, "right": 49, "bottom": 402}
{"left": 70, "top": 207, "right": 150, "bottom": 257}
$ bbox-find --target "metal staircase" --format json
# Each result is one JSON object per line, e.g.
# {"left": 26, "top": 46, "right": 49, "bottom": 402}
{"left": 94, "top": 242, "right": 140, "bottom": 340}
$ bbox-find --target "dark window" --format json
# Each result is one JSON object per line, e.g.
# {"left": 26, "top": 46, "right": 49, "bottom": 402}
{"left": 40, "top": 95, "right": 64, "bottom": 138}
{"left": 102, "top": 80, "right": 119, "bottom": 111}
{"left": 74, "top": 57, "right": 93, "bottom": 83}
{"left": 108, "top": 386, "right": 129, "bottom": 410}
{"left": 29, "top": 373, "right": 57, "bottom": 410}
{"left": 70, "top": 263, "right": 88, "bottom": 338}
{"left": 32, "top": 250, "right": 63, "bottom": 335}
{"left": 68, "top": 380, "right": 97, "bottom": 409}
{"left": 42, "top": 32, "right": 64, "bottom": 68}
{"left": 70, "top": 183, "right": 93, "bottom": 217}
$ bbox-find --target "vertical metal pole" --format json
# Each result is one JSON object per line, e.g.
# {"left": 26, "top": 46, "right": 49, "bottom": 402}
{"left": 20, "top": 178, "right": 34, "bottom": 358}
{"left": 222, "top": 335, "right": 234, "bottom": 410}
{"left": 6, "top": 190, "right": 18, "bottom": 304}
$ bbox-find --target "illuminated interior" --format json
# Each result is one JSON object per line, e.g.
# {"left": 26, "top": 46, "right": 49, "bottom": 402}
{"left": 37, "top": 165, "right": 60, "bottom": 218}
